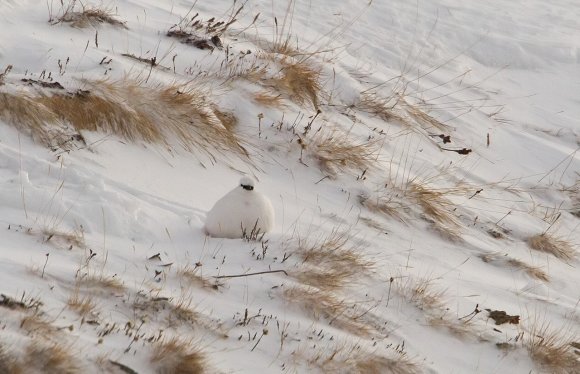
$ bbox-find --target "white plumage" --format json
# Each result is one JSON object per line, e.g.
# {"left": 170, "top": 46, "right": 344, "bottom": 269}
{"left": 204, "top": 177, "right": 275, "bottom": 239}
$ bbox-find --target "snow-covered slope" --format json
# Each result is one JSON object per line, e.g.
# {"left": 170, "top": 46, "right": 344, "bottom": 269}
{"left": 0, "top": 1, "right": 579, "bottom": 373}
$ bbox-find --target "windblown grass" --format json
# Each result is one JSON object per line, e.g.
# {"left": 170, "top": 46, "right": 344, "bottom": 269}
{"left": 50, "top": 1, "right": 127, "bottom": 29}
{"left": 527, "top": 233, "right": 575, "bottom": 261}
{"left": 67, "top": 289, "right": 99, "bottom": 317}
{"left": 0, "top": 92, "right": 62, "bottom": 145}
{"left": 307, "top": 129, "right": 380, "bottom": 176}
{"left": 525, "top": 318, "right": 578, "bottom": 374}
{"left": 292, "top": 230, "right": 374, "bottom": 290}
{"left": 26, "top": 341, "right": 80, "bottom": 374}
{"left": 304, "top": 340, "right": 420, "bottom": 374}
{"left": 253, "top": 90, "right": 285, "bottom": 108}
{"left": 3, "top": 79, "right": 246, "bottom": 159}
{"left": 356, "top": 91, "right": 407, "bottom": 125}
{"left": 359, "top": 181, "right": 464, "bottom": 240}
{"left": 0, "top": 344, "right": 22, "bottom": 374}
{"left": 479, "top": 253, "right": 549, "bottom": 281}
{"left": 283, "top": 286, "right": 373, "bottom": 337}
{"left": 151, "top": 338, "right": 208, "bottom": 374}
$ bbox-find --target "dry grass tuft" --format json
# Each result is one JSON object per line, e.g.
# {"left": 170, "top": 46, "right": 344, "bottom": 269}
{"left": 402, "top": 100, "right": 450, "bottom": 132}
{"left": 50, "top": 1, "right": 127, "bottom": 29}
{"left": 42, "top": 227, "right": 85, "bottom": 250}
{"left": 409, "top": 184, "right": 459, "bottom": 228}
{"left": 359, "top": 182, "right": 463, "bottom": 241}
{"left": 0, "top": 92, "right": 65, "bottom": 146}
{"left": 20, "top": 314, "right": 58, "bottom": 338}
{"left": 356, "top": 92, "right": 407, "bottom": 125}
{"left": 210, "top": 105, "right": 238, "bottom": 132}
{"left": 77, "top": 274, "right": 125, "bottom": 292}
{"left": 25, "top": 79, "right": 246, "bottom": 158}
{"left": 408, "top": 184, "right": 462, "bottom": 241}
{"left": 525, "top": 319, "right": 578, "bottom": 374}
{"left": 403, "top": 277, "right": 446, "bottom": 311}
{"left": 354, "top": 354, "right": 421, "bottom": 374}
{"left": 480, "top": 253, "right": 549, "bottom": 281}
{"left": 253, "top": 90, "right": 285, "bottom": 108}
{"left": 527, "top": 233, "right": 576, "bottom": 261}
{"left": 307, "top": 129, "right": 380, "bottom": 176}
{"left": 283, "top": 286, "right": 373, "bottom": 337}
{"left": 151, "top": 338, "right": 208, "bottom": 374}
{"left": 179, "top": 266, "right": 222, "bottom": 291}
{"left": 0, "top": 344, "right": 23, "bottom": 374}
{"left": 269, "top": 59, "right": 321, "bottom": 109}
{"left": 358, "top": 191, "right": 407, "bottom": 223}
{"left": 304, "top": 341, "right": 420, "bottom": 374}
{"left": 292, "top": 230, "right": 374, "bottom": 290}
{"left": 134, "top": 295, "right": 202, "bottom": 328}
{"left": 26, "top": 341, "right": 80, "bottom": 374}
{"left": 67, "top": 290, "right": 98, "bottom": 317}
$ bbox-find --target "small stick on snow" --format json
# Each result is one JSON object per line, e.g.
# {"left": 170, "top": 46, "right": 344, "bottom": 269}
{"left": 213, "top": 270, "right": 288, "bottom": 279}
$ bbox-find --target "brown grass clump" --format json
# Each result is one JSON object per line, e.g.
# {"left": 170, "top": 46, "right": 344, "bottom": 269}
{"left": 304, "top": 341, "right": 420, "bottom": 374}
{"left": 179, "top": 266, "right": 221, "bottom": 291}
{"left": 358, "top": 191, "right": 407, "bottom": 223}
{"left": 402, "top": 100, "right": 450, "bottom": 132}
{"left": 50, "top": 1, "right": 127, "bottom": 29}
{"left": 0, "top": 344, "right": 23, "bottom": 374}
{"left": 41, "top": 227, "right": 85, "bottom": 250}
{"left": 292, "top": 230, "right": 374, "bottom": 290}
{"left": 408, "top": 184, "right": 462, "bottom": 241}
{"left": 356, "top": 92, "right": 407, "bottom": 125}
{"left": 527, "top": 233, "right": 575, "bottom": 261}
{"left": 480, "top": 253, "right": 549, "bottom": 282}
{"left": 133, "top": 295, "right": 201, "bottom": 329}
{"left": 402, "top": 277, "right": 446, "bottom": 311}
{"left": 354, "top": 354, "right": 421, "bottom": 374}
{"left": 253, "top": 90, "right": 284, "bottom": 108}
{"left": 0, "top": 92, "right": 62, "bottom": 145}
{"left": 269, "top": 59, "right": 321, "bottom": 109}
{"left": 67, "top": 290, "right": 98, "bottom": 317}
{"left": 307, "top": 129, "right": 380, "bottom": 176}
{"left": 525, "top": 319, "right": 578, "bottom": 374}
{"left": 283, "top": 286, "right": 373, "bottom": 337}
{"left": 34, "top": 79, "right": 246, "bottom": 159}
{"left": 151, "top": 338, "right": 208, "bottom": 374}
{"left": 20, "top": 314, "right": 58, "bottom": 338}
{"left": 76, "top": 274, "right": 125, "bottom": 292}
{"left": 26, "top": 341, "right": 80, "bottom": 374}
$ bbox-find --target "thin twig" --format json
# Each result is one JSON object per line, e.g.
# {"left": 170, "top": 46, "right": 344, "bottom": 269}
{"left": 213, "top": 270, "right": 288, "bottom": 279}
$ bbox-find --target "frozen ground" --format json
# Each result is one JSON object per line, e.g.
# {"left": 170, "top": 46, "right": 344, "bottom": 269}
{"left": 0, "top": 0, "right": 579, "bottom": 373}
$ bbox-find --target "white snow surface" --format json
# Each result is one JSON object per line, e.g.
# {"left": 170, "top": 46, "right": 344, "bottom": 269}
{"left": 205, "top": 177, "right": 275, "bottom": 239}
{"left": 0, "top": 0, "right": 579, "bottom": 373}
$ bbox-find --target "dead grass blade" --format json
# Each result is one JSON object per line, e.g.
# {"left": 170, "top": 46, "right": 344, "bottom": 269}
{"left": 51, "top": 1, "right": 127, "bottom": 29}
{"left": 307, "top": 128, "right": 380, "bottom": 177}
{"left": 525, "top": 318, "right": 578, "bottom": 374}
{"left": 151, "top": 338, "right": 208, "bottom": 374}
{"left": 480, "top": 253, "right": 549, "bottom": 282}
{"left": 527, "top": 233, "right": 575, "bottom": 261}
{"left": 268, "top": 58, "right": 321, "bottom": 109}
{"left": 303, "top": 340, "right": 421, "bottom": 374}
{"left": 26, "top": 341, "right": 80, "bottom": 374}
{"left": 356, "top": 91, "right": 407, "bottom": 125}
{"left": 26, "top": 78, "right": 247, "bottom": 159}
{"left": 283, "top": 286, "right": 373, "bottom": 337}
{"left": 0, "top": 344, "right": 22, "bottom": 374}
{"left": 292, "top": 230, "right": 374, "bottom": 290}
{"left": 253, "top": 90, "right": 285, "bottom": 108}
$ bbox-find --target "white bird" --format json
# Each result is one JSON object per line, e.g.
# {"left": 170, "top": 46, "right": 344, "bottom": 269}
{"left": 204, "top": 176, "right": 275, "bottom": 239}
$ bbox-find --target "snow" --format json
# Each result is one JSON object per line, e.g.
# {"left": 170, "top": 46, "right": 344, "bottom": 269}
{"left": 0, "top": 0, "right": 579, "bottom": 373}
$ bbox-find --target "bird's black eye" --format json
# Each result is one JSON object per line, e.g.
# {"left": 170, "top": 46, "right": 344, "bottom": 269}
{"left": 241, "top": 184, "right": 254, "bottom": 191}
